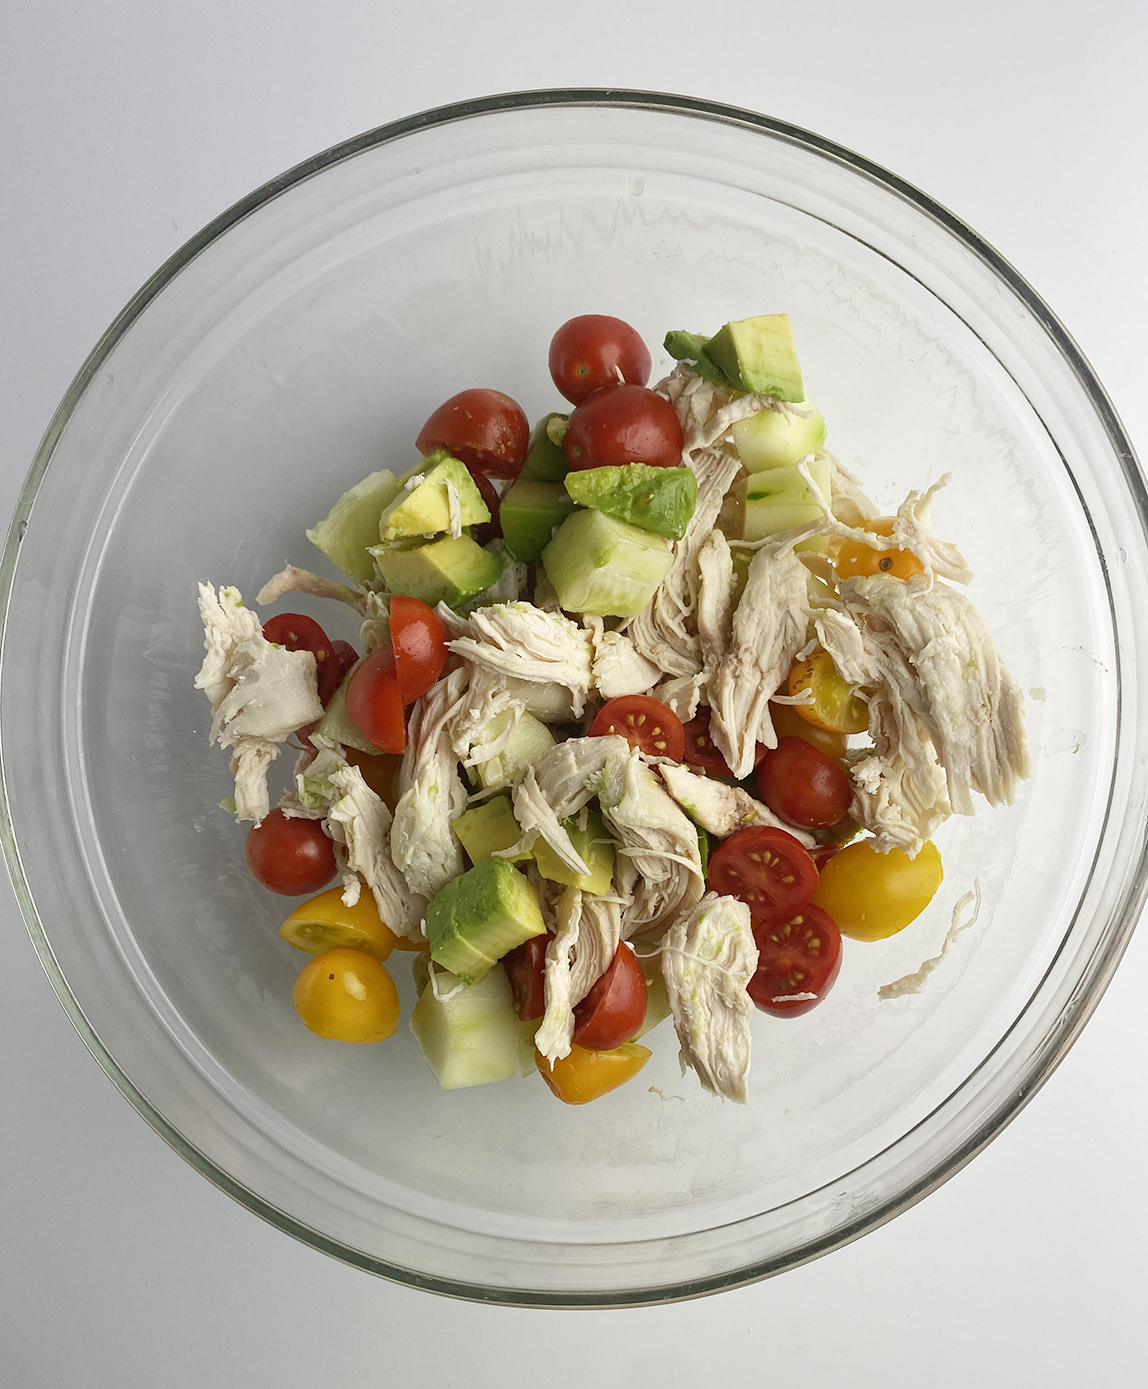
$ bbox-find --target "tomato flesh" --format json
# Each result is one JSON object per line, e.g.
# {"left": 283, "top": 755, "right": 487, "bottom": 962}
{"left": 548, "top": 315, "right": 652, "bottom": 404}
{"left": 389, "top": 595, "right": 449, "bottom": 704}
{"left": 330, "top": 639, "right": 359, "bottom": 687}
{"left": 563, "top": 383, "right": 684, "bottom": 471}
{"left": 747, "top": 904, "right": 842, "bottom": 1017}
{"left": 415, "top": 388, "right": 529, "bottom": 479}
{"left": 536, "top": 1041, "right": 651, "bottom": 1104}
{"left": 682, "top": 710, "right": 766, "bottom": 778}
{"left": 504, "top": 932, "right": 550, "bottom": 1021}
{"left": 470, "top": 470, "right": 502, "bottom": 547}
{"left": 263, "top": 612, "right": 341, "bottom": 706}
{"left": 756, "top": 737, "right": 853, "bottom": 829}
{"left": 345, "top": 649, "right": 407, "bottom": 753}
{"left": 245, "top": 809, "right": 338, "bottom": 896}
{"left": 707, "top": 826, "right": 819, "bottom": 927}
{"left": 572, "top": 943, "right": 647, "bottom": 1051}
{"left": 589, "top": 695, "right": 685, "bottom": 761}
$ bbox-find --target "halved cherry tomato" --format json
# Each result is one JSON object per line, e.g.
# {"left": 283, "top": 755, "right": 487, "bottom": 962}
{"left": 292, "top": 948, "right": 399, "bottom": 1043}
{"left": 769, "top": 701, "right": 849, "bottom": 760}
{"left": 757, "top": 737, "right": 853, "bottom": 830}
{"left": 345, "top": 649, "right": 406, "bottom": 753}
{"left": 470, "top": 470, "right": 502, "bottom": 547}
{"left": 330, "top": 639, "right": 359, "bottom": 686}
{"left": 548, "top": 315, "right": 652, "bottom": 404}
{"left": 343, "top": 747, "right": 403, "bottom": 809}
{"left": 504, "top": 932, "right": 550, "bottom": 1021}
{"left": 263, "top": 612, "right": 340, "bottom": 706}
{"left": 415, "top": 388, "right": 530, "bottom": 479}
{"left": 836, "top": 518, "right": 925, "bottom": 581}
{"left": 707, "top": 826, "right": 819, "bottom": 927}
{"left": 572, "top": 943, "right": 647, "bottom": 1051}
{"left": 245, "top": 809, "right": 337, "bottom": 896}
{"left": 787, "top": 650, "right": 869, "bottom": 736}
{"left": 589, "top": 695, "right": 685, "bottom": 760}
{"left": 389, "top": 596, "right": 448, "bottom": 704}
{"left": 747, "top": 904, "right": 842, "bottom": 1017}
{"left": 279, "top": 885, "right": 399, "bottom": 960}
{"left": 681, "top": 710, "right": 766, "bottom": 778}
{"left": 563, "top": 383, "right": 684, "bottom": 471}
{"left": 536, "top": 1041, "right": 651, "bottom": 1105}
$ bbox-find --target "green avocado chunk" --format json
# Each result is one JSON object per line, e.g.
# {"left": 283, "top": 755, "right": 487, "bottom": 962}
{"left": 663, "top": 330, "right": 734, "bottom": 388}
{"left": 519, "top": 413, "right": 570, "bottom": 482}
{"left": 452, "top": 795, "right": 531, "bottom": 865}
{"left": 375, "top": 533, "right": 502, "bottom": 607}
{"left": 541, "top": 507, "right": 673, "bottom": 617}
{"left": 499, "top": 479, "right": 578, "bottom": 562}
{"left": 426, "top": 858, "right": 546, "bottom": 985}
{"left": 563, "top": 464, "right": 697, "bottom": 540}
{"left": 532, "top": 810, "right": 615, "bottom": 894}
{"left": 706, "top": 314, "right": 805, "bottom": 402}
{"left": 378, "top": 449, "right": 490, "bottom": 541}
{"left": 306, "top": 467, "right": 404, "bottom": 587}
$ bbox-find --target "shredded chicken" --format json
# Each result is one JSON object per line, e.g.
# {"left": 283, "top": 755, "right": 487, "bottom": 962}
{"left": 534, "top": 888, "right": 625, "bottom": 1064}
{"left": 661, "top": 892, "right": 757, "bottom": 1103}
{"left": 255, "top": 565, "right": 365, "bottom": 613}
{"left": 658, "top": 762, "right": 815, "bottom": 846}
{"left": 326, "top": 764, "right": 425, "bottom": 938}
{"left": 448, "top": 602, "right": 594, "bottom": 716}
{"left": 695, "top": 528, "right": 736, "bottom": 672}
{"left": 825, "top": 452, "right": 879, "bottom": 527}
{"left": 649, "top": 673, "right": 705, "bottom": 722}
{"left": 658, "top": 365, "right": 775, "bottom": 462}
{"left": 583, "top": 616, "right": 662, "bottom": 699}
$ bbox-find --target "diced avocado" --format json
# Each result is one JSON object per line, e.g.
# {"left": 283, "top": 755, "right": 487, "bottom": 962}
{"left": 378, "top": 449, "right": 490, "bottom": 541}
{"left": 471, "top": 710, "right": 556, "bottom": 792}
{"left": 696, "top": 825, "right": 711, "bottom": 875}
{"left": 453, "top": 794, "right": 531, "bottom": 865}
{"left": 500, "top": 480, "right": 578, "bottom": 562}
{"left": 731, "top": 403, "right": 826, "bottom": 472}
{"left": 663, "top": 330, "right": 734, "bottom": 388}
{"left": 541, "top": 508, "right": 673, "bottom": 617}
{"left": 312, "top": 667, "right": 386, "bottom": 755}
{"left": 306, "top": 468, "right": 404, "bottom": 587}
{"left": 426, "top": 858, "right": 546, "bottom": 984}
{"left": 564, "top": 464, "right": 697, "bottom": 541}
{"left": 459, "top": 539, "right": 526, "bottom": 613}
{"left": 532, "top": 809, "right": 615, "bottom": 894}
{"left": 633, "top": 965, "right": 672, "bottom": 1041}
{"left": 376, "top": 534, "right": 502, "bottom": 607}
{"left": 706, "top": 314, "right": 805, "bottom": 402}
{"left": 409, "top": 965, "right": 521, "bottom": 1089}
{"left": 519, "top": 413, "right": 569, "bottom": 482}
{"left": 730, "top": 458, "right": 832, "bottom": 541}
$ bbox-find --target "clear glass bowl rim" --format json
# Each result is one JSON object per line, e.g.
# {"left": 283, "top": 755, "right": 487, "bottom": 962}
{"left": 2, "top": 87, "right": 1146, "bottom": 1307}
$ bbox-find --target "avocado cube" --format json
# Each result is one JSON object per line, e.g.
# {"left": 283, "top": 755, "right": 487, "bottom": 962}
{"left": 426, "top": 858, "right": 546, "bottom": 984}
{"left": 375, "top": 534, "right": 502, "bottom": 607}
{"left": 663, "top": 330, "right": 734, "bottom": 388}
{"left": 541, "top": 508, "right": 673, "bottom": 617}
{"left": 305, "top": 467, "right": 404, "bottom": 587}
{"left": 378, "top": 450, "right": 491, "bottom": 541}
{"left": 452, "top": 795, "right": 531, "bottom": 865}
{"left": 519, "top": 413, "right": 570, "bottom": 482}
{"left": 706, "top": 314, "right": 805, "bottom": 402}
{"left": 500, "top": 479, "right": 578, "bottom": 562}
{"left": 730, "top": 403, "right": 826, "bottom": 473}
{"left": 532, "top": 811, "right": 615, "bottom": 894}
{"left": 563, "top": 464, "right": 697, "bottom": 541}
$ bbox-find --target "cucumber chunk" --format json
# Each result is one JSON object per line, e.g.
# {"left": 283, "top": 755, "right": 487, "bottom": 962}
{"left": 500, "top": 479, "right": 578, "bottom": 562}
{"left": 378, "top": 449, "right": 490, "bottom": 541}
{"left": 729, "top": 458, "right": 832, "bottom": 541}
{"left": 426, "top": 857, "right": 546, "bottom": 984}
{"left": 731, "top": 404, "right": 826, "bottom": 473}
{"left": 520, "top": 413, "right": 569, "bottom": 482}
{"left": 541, "top": 508, "right": 673, "bottom": 617}
{"left": 470, "top": 709, "right": 557, "bottom": 792}
{"left": 409, "top": 965, "right": 521, "bottom": 1089}
{"left": 375, "top": 534, "right": 502, "bottom": 607}
{"left": 706, "top": 314, "right": 805, "bottom": 401}
{"left": 564, "top": 464, "right": 697, "bottom": 540}
{"left": 306, "top": 468, "right": 404, "bottom": 587}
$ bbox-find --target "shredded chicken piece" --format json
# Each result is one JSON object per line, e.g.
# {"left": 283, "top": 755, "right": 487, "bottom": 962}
{"left": 825, "top": 451, "right": 879, "bottom": 527}
{"left": 696, "top": 528, "right": 736, "bottom": 672}
{"left": 500, "top": 736, "right": 630, "bottom": 872}
{"left": 535, "top": 888, "right": 625, "bottom": 1064}
{"left": 708, "top": 544, "right": 811, "bottom": 777}
{"left": 650, "top": 673, "right": 705, "bottom": 722}
{"left": 658, "top": 366, "right": 775, "bottom": 462}
{"left": 391, "top": 669, "right": 469, "bottom": 899}
{"left": 583, "top": 616, "right": 662, "bottom": 699}
{"left": 255, "top": 565, "right": 365, "bottom": 612}
{"left": 327, "top": 764, "right": 425, "bottom": 938}
{"left": 229, "top": 740, "right": 280, "bottom": 823}
{"left": 359, "top": 591, "right": 390, "bottom": 654}
{"left": 658, "top": 762, "right": 815, "bottom": 846}
{"left": 448, "top": 602, "right": 594, "bottom": 716}
{"left": 661, "top": 892, "right": 757, "bottom": 1103}
{"left": 277, "top": 743, "right": 348, "bottom": 819}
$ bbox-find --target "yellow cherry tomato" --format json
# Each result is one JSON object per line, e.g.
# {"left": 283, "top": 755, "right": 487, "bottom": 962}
{"left": 536, "top": 1041, "right": 651, "bottom": 1105}
{"left": 279, "top": 885, "right": 398, "bottom": 960}
{"left": 770, "top": 700, "right": 849, "bottom": 760}
{"left": 292, "top": 948, "right": 400, "bottom": 1042}
{"left": 344, "top": 748, "right": 404, "bottom": 810}
{"left": 812, "top": 839, "right": 943, "bottom": 941}
{"left": 835, "top": 517, "right": 925, "bottom": 582}
{"left": 787, "top": 650, "right": 870, "bottom": 735}
{"left": 390, "top": 935, "right": 431, "bottom": 952}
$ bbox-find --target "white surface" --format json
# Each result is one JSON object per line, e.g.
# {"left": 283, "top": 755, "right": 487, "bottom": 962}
{"left": 2, "top": 2, "right": 1146, "bottom": 1384}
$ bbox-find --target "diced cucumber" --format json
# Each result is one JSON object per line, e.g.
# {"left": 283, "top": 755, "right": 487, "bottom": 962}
{"left": 470, "top": 710, "right": 556, "bottom": 792}
{"left": 518, "top": 1017, "right": 542, "bottom": 1076}
{"left": 306, "top": 467, "right": 404, "bottom": 587}
{"left": 375, "top": 534, "right": 502, "bottom": 607}
{"left": 452, "top": 794, "right": 530, "bottom": 865}
{"left": 563, "top": 464, "right": 697, "bottom": 541}
{"left": 426, "top": 857, "right": 546, "bottom": 984}
{"left": 409, "top": 965, "right": 521, "bottom": 1090}
{"left": 729, "top": 458, "right": 832, "bottom": 541}
{"left": 532, "top": 810, "right": 614, "bottom": 894}
{"left": 541, "top": 508, "right": 673, "bottom": 617}
{"left": 519, "top": 413, "right": 569, "bottom": 482}
{"left": 731, "top": 404, "right": 826, "bottom": 473}
{"left": 500, "top": 480, "right": 578, "bottom": 562}
{"left": 312, "top": 667, "right": 386, "bottom": 755}
{"left": 378, "top": 450, "right": 490, "bottom": 541}
{"left": 706, "top": 314, "right": 805, "bottom": 401}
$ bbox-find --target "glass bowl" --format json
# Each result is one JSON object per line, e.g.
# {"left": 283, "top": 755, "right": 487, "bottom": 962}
{"left": 3, "top": 90, "right": 1147, "bottom": 1307}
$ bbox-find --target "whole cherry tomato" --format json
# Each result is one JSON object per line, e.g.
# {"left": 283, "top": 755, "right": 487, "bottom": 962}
{"left": 504, "top": 932, "right": 550, "bottom": 1021}
{"left": 572, "top": 944, "right": 648, "bottom": 1051}
{"left": 707, "top": 826, "right": 819, "bottom": 928}
{"left": 415, "top": 388, "right": 529, "bottom": 479}
{"left": 747, "top": 904, "right": 843, "bottom": 1017}
{"left": 469, "top": 470, "right": 502, "bottom": 547}
{"left": 345, "top": 648, "right": 406, "bottom": 753}
{"left": 548, "top": 315, "right": 652, "bottom": 404}
{"left": 263, "top": 612, "right": 340, "bottom": 706}
{"left": 563, "top": 383, "right": 684, "bottom": 471}
{"left": 588, "top": 695, "right": 685, "bottom": 761}
{"left": 756, "top": 737, "right": 853, "bottom": 829}
{"left": 245, "top": 809, "right": 338, "bottom": 896}
{"left": 389, "top": 596, "right": 448, "bottom": 705}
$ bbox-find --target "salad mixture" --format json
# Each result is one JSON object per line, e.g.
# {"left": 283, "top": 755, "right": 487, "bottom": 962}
{"left": 195, "top": 312, "right": 1030, "bottom": 1105}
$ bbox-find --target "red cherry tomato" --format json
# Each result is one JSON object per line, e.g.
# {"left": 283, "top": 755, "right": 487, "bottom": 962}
{"left": 747, "top": 904, "right": 842, "bottom": 1017}
{"left": 331, "top": 639, "right": 359, "bottom": 686}
{"left": 345, "top": 649, "right": 406, "bottom": 753}
{"left": 681, "top": 711, "right": 767, "bottom": 779}
{"left": 548, "top": 315, "right": 652, "bottom": 404}
{"left": 470, "top": 470, "right": 502, "bottom": 547}
{"left": 707, "top": 826, "right": 819, "bottom": 927}
{"left": 563, "top": 383, "right": 684, "bottom": 471}
{"left": 588, "top": 695, "right": 685, "bottom": 761}
{"left": 389, "top": 596, "right": 448, "bottom": 705}
{"left": 245, "top": 809, "right": 338, "bottom": 896}
{"left": 415, "top": 388, "right": 529, "bottom": 480}
{"left": 572, "top": 943, "right": 648, "bottom": 1051}
{"left": 504, "top": 932, "right": 551, "bottom": 1021}
{"left": 756, "top": 737, "right": 853, "bottom": 829}
{"left": 810, "top": 842, "right": 844, "bottom": 871}
{"left": 262, "top": 612, "right": 340, "bottom": 706}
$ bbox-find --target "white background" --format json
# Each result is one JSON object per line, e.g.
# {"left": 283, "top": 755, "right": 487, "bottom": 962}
{"left": 3, "top": 3, "right": 1147, "bottom": 1385}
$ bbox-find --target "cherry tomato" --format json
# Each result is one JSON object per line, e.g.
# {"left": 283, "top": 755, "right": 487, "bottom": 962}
{"left": 292, "top": 948, "right": 400, "bottom": 1043}
{"left": 787, "top": 650, "right": 870, "bottom": 736}
{"left": 747, "top": 904, "right": 842, "bottom": 1017}
{"left": 263, "top": 612, "right": 340, "bottom": 707}
{"left": 330, "top": 639, "right": 359, "bottom": 686}
{"left": 707, "top": 826, "right": 819, "bottom": 927}
{"left": 504, "top": 932, "right": 550, "bottom": 1021}
{"left": 279, "top": 885, "right": 398, "bottom": 960}
{"left": 343, "top": 747, "right": 403, "bottom": 809}
{"left": 245, "top": 809, "right": 337, "bottom": 896}
{"left": 389, "top": 596, "right": 448, "bottom": 704}
{"left": 835, "top": 518, "right": 925, "bottom": 582}
{"left": 682, "top": 710, "right": 766, "bottom": 778}
{"left": 345, "top": 648, "right": 406, "bottom": 753}
{"left": 572, "top": 943, "right": 647, "bottom": 1051}
{"left": 563, "top": 383, "right": 684, "bottom": 471}
{"left": 470, "top": 470, "right": 502, "bottom": 547}
{"left": 589, "top": 695, "right": 685, "bottom": 760}
{"left": 548, "top": 314, "right": 652, "bottom": 404}
{"left": 536, "top": 1041, "right": 651, "bottom": 1104}
{"left": 769, "top": 701, "right": 848, "bottom": 760}
{"left": 415, "top": 388, "right": 529, "bottom": 480}
{"left": 756, "top": 737, "right": 853, "bottom": 830}
{"left": 812, "top": 839, "right": 943, "bottom": 942}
